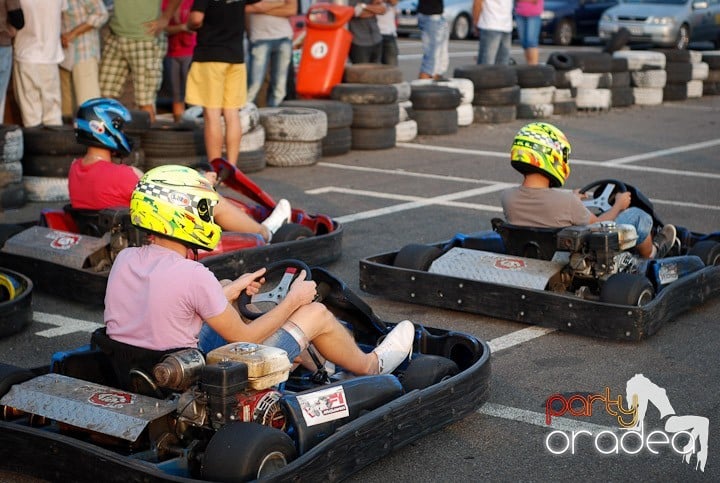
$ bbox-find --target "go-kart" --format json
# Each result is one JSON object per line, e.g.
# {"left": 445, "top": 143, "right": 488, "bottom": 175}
{"left": 0, "top": 267, "right": 33, "bottom": 338}
{"left": 0, "top": 261, "right": 491, "bottom": 482}
{"left": 359, "top": 180, "right": 720, "bottom": 341}
{"left": 0, "top": 158, "right": 343, "bottom": 306}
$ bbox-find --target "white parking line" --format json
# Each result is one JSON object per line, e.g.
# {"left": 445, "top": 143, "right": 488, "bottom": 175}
{"left": 487, "top": 326, "right": 557, "bottom": 353}
{"left": 478, "top": 402, "right": 613, "bottom": 433}
{"left": 605, "top": 138, "right": 720, "bottom": 165}
{"left": 34, "top": 312, "right": 101, "bottom": 337}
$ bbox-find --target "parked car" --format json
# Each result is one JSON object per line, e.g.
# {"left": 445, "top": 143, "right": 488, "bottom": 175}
{"left": 599, "top": 0, "right": 720, "bottom": 49}
{"left": 540, "top": 0, "right": 619, "bottom": 45}
{"left": 397, "top": 0, "right": 476, "bottom": 40}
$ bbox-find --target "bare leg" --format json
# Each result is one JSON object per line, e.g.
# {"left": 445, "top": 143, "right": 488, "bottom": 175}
{"left": 139, "top": 104, "right": 156, "bottom": 123}
{"left": 203, "top": 107, "right": 224, "bottom": 162}
{"left": 223, "top": 107, "right": 241, "bottom": 166}
{"left": 289, "top": 303, "right": 379, "bottom": 375}
{"left": 525, "top": 47, "right": 539, "bottom": 65}
{"left": 636, "top": 235, "right": 653, "bottom": 258}
{"left": 214, "top": 197, "right": 270, "bottom": 240}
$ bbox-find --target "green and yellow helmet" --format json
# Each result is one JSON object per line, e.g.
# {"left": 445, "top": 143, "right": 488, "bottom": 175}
{"left": 510, "top": 122, "right": 572, "bottom": 187}
{"left": 130, "top": 165, "right": 221, "bottom": 251}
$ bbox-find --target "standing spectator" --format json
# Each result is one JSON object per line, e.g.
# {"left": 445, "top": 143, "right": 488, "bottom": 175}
{"left": 99, "top": 0, "right": 181, "bottom": 123}
{"left": 417, "top": 0, "right": 449, "bottom": 79}
{"left": 60, "top": 0, "right": 109, "bottom": 119}
{"left": 347, "top": 0, "right": 385, "bottom": 64}
{"left": 245, "top": 0, "right": 296, "bottom": 107}
{"left": 12, "top": 0, "right": 65, "bottom": 127}
{"left": 0, "top": 0, "right": 23, "bottom": 120}
{"left": 515, "top": 0, "right": 543, "bottom": 65}
{"left": 472, "top": 0, "right": 513, "bottom": 65}
{"left": 185, "top": 0, "right": 261, "bottom": 167}
{"left": 162, "top": 0, "right": 195, "bottom": 121}
{"left": 376, "top": 0, "right": 398, "bottom": 66}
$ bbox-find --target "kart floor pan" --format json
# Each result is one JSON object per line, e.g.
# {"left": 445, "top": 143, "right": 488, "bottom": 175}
{"left": 0, "top": 225, "right": 343, "bottom": 306}
{"left": 359, "top": 248, "right": 720, "bottom": 341}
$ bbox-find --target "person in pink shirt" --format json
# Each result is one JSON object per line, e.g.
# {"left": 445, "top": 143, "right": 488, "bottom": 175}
{"left": 68, "top": 97, "right": 291, "bottom": 242}
{"left": 103, "top": 164, "right": 415, "bottom": 378}
{"left": 514, "top": 0, "right": 544, "bottom": 65}
{"left": 162, "top": 0, "right": 195, "bottom": 121}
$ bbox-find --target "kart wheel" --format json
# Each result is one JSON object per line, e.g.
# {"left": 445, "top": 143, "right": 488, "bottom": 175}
{"left": 271, "top": 223, "right": 314, "bottom": 243}
{"left": 201, "top": 422, "right": 296, "bottom": 483}
{"left": 238, "top": 259, "right": 312, "bottom": 320}
{"left": 398, "top": 354, "right": 459, "bottom": 392}
{"left": 688, "top": 240, "right": 720, "bottom": 266}
{"left": 394, "top": 244, "right": 443, "bottom": 271}
{"left": 0, "top": 268, "right": 33, "bottom": 338}
{"left": 600, "top": 273, "right": 654, "bottom": 306}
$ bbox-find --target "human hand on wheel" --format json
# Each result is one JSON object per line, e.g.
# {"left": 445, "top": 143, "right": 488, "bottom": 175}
{"left": 223, "top": 268, "right": 267, "bottom": 303}
{"left": 288, "top": 270, "right": 317, "bottom": 306}
{"left": 613, "top": 191, "right": 631, "bottom": 211}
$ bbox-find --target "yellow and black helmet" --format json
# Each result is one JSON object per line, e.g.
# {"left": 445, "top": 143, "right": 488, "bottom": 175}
{"left": 130, "top": 165, "right": 221, "bottom": 251}
{"left": 510, "top": 122, "right": 571, "bottom": 187}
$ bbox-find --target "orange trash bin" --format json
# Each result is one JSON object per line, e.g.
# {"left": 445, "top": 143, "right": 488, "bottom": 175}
{"left": 295, "top": 3, "right": 355, "bottom": 99}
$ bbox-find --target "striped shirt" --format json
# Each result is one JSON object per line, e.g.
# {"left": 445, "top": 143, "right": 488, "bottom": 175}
{"left": 61, "top": 0, "right": 108, "bottom": 68}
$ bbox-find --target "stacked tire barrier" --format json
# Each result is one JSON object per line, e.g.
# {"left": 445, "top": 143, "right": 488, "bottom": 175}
{"left": 656, "top": 49, "right": 701, "bottom": 102}
{"left": 141, "top": 121, "right": 206, "bottom": 170}
{"left": 614, "top": 50, "right": 666, "bottom": 106}
{"left": 410, "top": 78, "right": 475, "bottom": 128}
{"left": 609, "top": 56, "right": 634, "bottom": 108}
{"left": 547, "top": 52, "right": 580, "bottom": 116}
{"left": 454, "top": 65, "right": 519, "bottom": 124}
{"left": 514, "top": 64, "right": 557, "bottom": 119}
{"left": 281, "top": 99, "right": 354, "bottom": 156}
{"left": 259, "top": 107, "right": 327, "bottom": 166}
{"left": 331, "top": 83, "right": 398, "bottom": 150}
{"left": 409, "top": 84, "right": 462, "bottom": 135}
{"left": 567, "top": 52, "right": 613, "bottom": 111}
{"left": 20, "top": 126, "right": 80, "bottom": 202}
{"left": 702, "top": 51, "right": 720, "bottom": 95}
{"left": 394, "top": 81, "right": 417, "bottom": 142}
{"left": 0, "top": 125, "right": 24, "bottom": 209}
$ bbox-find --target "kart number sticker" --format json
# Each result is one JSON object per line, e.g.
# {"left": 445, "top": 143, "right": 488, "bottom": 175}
{"left": 494, "top": 258, "right": 526, "bottom": 271}
{"left": 310, "top": 41, "right": 329, "bottom": 59}
{"left": 88, "top": 391, "right": 134, "bottom": 409}
{"left": 658, "top": 262, "right": 679, "bottom": 285}
{"left": 296, "top": 386, "right": 349, "bottom": 426}
{"left": 47, "top": 231, "right": 80, "bottom": 250}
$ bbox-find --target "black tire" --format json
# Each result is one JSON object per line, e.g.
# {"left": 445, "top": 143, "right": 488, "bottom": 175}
{"left": 0, "top": 182, "right": 26, "bottom": 210}
{"left": 394, "top": 243, "right": 443, "bottom": 271}
{"left": 610, "top": 57, "right": 629, "bottom": 73}
{"left": 600, "top": 273, "right": 655, "bottom": 306}
{"left": 611, "top": 87, "right": 635, "bottom": 107}
{"left": 663, "top": 83, "right": 689, "bottom": 102}
{"left": 271, "top": 223, "right": 314, "bottom": 243}
{"left": 0, "top": 124, "right": 23, "bottom": 163}
{"left": 453, "top": 64, "right": 518, "bottom": 89}
{"left": 321, "top": 126, "right": 352, "bottom": 157}
{"left": 546, "top": 52, "right": 575, "bottom": 71}
{"left": 351, "top": 127, "right": 396, "bottom": 150}
{"left": 473, "top": 85, "right": 520, "bottom": 106}
{"left": 351, "top": 103, "right": 400, "bottom": 128}
{"left": 21, "top": 153, "right": 76, "bottom": 177}
{"left": 410, "top": 85, "right": 462, "bottom": 110}
{"left": 344, "top": 63, "right": 403, "bottom": 84}
{"left": 201, "top": 422, "right": 296, "bottom": 482}
{"left": 553, "top": 100, "right": 577, "bottom": 116}
{"left": 688, "top": 240, "right": 720, "bottom": 266}
{"left": 473, "top": 105, "right": 517, "bottom": 124}
{"left": 237, "top": 148, "right": 266, "bottom": 174}
{"left": 611, "top": 71, "right": 631, "bottom": 88}
{"left": 141, "top": 124, "right": 204, "bottom": 157}
{"left": 280, "top": 99, "right": 354, "bottom": 129}
{"left": 553, "top": 19, "right": 574, "bottom": 47}
{"left": 514, "top": 65, "right": 556, "bottom": 88}
{"left": 125, "top": 109, "right": 152, "bottom": 133}
{"left": 0, "top": 268, "right": 34, "bottom": 338}
{"left": 22, "top": 126, "right": 85, "bottom": 156}
{"left": 566, "top": 52, "right": 613, "bottom": 74}
{"left": 330, "top": 83, "right": 398, "bottom": 105}
{"left": 652, "top": 48, "right": 691, "bottom": 63}
{"left": 413, "top": 109, "right": 458, "bottom": 135}
{"left": 603, "top": 27, "right": 631, "bottom": 54}
{"left": 0, "top": 363, "right": 34, "bottom": 396}
{"left": 398, "top": 354, "right": 459, "bottom": 392}
{"left": 0, "top": 160, "right": 21, "bottom": 186}
{"left": 665, "top": 62, "right": 693, "bottom": 83}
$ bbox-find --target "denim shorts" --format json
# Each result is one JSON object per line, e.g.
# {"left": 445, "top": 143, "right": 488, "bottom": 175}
{"left": 198, "top": 324, "right": 301, "bottom": 363}
{"left": 515, "top": 15, "right": 542, "bottom": 49}
{"left": 616, "top": 207, "right": 653, "bottom": 243}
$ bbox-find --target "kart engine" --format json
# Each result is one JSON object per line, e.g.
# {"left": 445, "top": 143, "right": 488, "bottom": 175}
{"left": 557, "top": 222, "right": 641, "bottom": 283}
{"left": 152, "top": 345, "right": 289, "bottom": 436}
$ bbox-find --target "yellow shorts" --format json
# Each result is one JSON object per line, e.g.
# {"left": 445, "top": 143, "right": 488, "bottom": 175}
{"left": 185, "top": 62, "right": 247, "bottom": 109}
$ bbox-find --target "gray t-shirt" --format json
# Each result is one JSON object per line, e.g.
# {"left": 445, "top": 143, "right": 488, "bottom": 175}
{"left": 500, "top": 186, "right": 591, "bottom": 228}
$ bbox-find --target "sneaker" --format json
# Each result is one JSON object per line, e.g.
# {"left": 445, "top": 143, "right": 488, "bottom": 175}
{"left": 653, "top": 224, "right": 677, "bottom": 259}
{"left": 373, "top": 320, "right": 415, "bottom": 375}
{"left": 261, "top": 199, "right": 291, "bottom": 235}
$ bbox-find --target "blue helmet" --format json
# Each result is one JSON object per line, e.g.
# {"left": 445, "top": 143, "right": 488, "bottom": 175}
{"left": 74, "top": 98, "right": 132, "bottom": 155}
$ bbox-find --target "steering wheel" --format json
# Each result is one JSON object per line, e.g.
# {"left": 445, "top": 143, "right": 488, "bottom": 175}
{"left": 579, "top": 179, "right": 628, "bottom": 215}
{"left": 238, "top": 259, "right": 313, "bottom": 320}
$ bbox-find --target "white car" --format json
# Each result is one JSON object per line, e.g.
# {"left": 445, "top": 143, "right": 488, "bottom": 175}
{"left": 397, "top": 0, "right": 476, "bottom": 40}
{"left": 599, "top": 0, "right": 720, "bottom": 49}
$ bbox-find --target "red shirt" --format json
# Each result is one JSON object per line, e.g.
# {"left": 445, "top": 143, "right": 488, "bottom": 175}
{"left": 68, "top": 158, "right": 140, "bottom": 210}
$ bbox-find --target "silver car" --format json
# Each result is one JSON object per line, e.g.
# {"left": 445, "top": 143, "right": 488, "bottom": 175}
{"left": 397, "top": 0, "right": 475, "bottom": 40}
{"left": 599, "top": 0, "right": 720, "bottom": 49}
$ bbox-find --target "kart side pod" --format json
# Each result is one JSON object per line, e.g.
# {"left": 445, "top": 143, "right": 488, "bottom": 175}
{"left": 282, "top": 375, "right": 404, "bottom": 454}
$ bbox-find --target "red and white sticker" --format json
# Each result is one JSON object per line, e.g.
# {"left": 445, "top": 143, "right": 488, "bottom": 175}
{"left": 88, "top": 391, "right": 134, "bottom": 409}
{"left": 47, "top": 232, "right": 80, "bottom": 250}
{"left": 494, "top": 258, "right": 526, "bottom": 270}
{"left": 310, "top": 41, "right": 329, "bottom": 59}
{"left": 296, "top": 386, "right": 349, "bottom": 426}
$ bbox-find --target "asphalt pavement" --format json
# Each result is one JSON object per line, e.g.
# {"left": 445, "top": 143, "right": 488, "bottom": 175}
{"left": 1, "top": 38, "right": 719, "bottom": 482}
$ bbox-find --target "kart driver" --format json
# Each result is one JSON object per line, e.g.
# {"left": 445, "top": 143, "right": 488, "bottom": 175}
{"left": 68, "top": 97, "right": 290, "bottom": 242}
{"left": 500, "top": 122, "right": 677, "bottom": 259}
{"left": 103, "top": 165, "right": 415, "bottom": 376}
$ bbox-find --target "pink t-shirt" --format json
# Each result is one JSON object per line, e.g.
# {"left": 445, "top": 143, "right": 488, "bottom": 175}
{"left": 105, "top": 244, "right": 228, "bottom": 350}
{"left": 68, "top": 158, "right": 140, "bottom": 210}
{"left": 515, "top": 0, "right": 544, "bottom": 18}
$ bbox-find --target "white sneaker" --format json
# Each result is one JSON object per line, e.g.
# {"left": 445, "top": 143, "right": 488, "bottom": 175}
{"left": 373, "top": 320, "right": 415, "bottom": 375}
{"left": 261, "top": 199, "right": 292, "bottom": 235}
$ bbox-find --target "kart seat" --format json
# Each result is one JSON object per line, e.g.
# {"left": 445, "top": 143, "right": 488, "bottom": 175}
{"left": 63, "top": 205, "right": 105, "bottom": 237}
{"left": 90, "top": 327, "right": 186, "bottom": 398}
{"left": 492, "top": 218, "right": 562, "bottom": 261}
